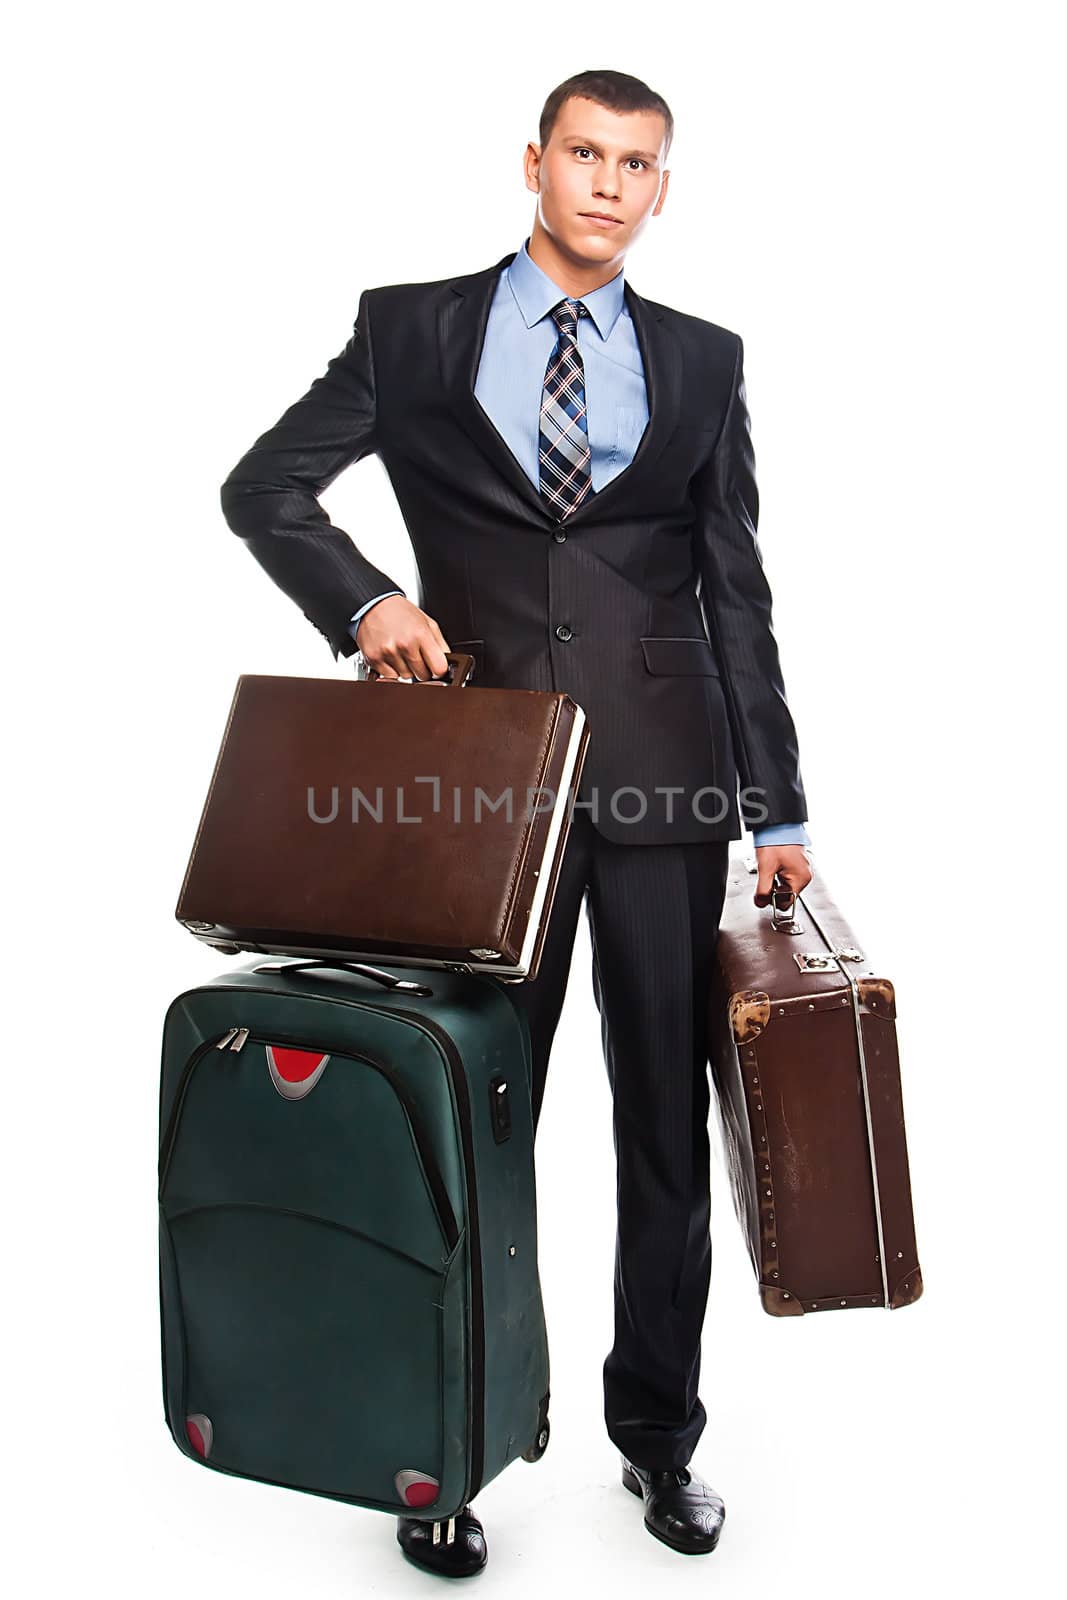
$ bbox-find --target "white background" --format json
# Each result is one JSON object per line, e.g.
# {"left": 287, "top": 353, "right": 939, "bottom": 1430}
{"left": 5, "top": 2, "right": 1063, "bottom": 1593}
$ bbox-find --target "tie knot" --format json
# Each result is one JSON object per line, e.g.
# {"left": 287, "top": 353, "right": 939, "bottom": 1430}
{"left": 551, "top": 297, "right": 587, "bottom": 336}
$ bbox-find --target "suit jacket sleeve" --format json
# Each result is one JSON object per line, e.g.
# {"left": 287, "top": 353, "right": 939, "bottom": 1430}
{"left": 692, "top": 334, "right": 808, "bottom": 830}
{"left": 219, "top": 289, "right": 404, "bottom": 661}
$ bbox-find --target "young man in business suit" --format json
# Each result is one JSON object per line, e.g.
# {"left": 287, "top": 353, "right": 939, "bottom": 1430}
{"left": 221, "top": 68, "right": 813, "bottom": 1576}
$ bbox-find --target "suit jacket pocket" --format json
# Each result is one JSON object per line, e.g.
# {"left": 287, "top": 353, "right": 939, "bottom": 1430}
{"left": 640, "top": 636, "right": 721, "bottom": 677}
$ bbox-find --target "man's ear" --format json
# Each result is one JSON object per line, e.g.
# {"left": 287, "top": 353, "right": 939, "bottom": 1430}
{"left": 652, "top": 169, "right": 670, "bottom": 216}
{"left": 524, "top": 141, "right": 542, "bottom": 194}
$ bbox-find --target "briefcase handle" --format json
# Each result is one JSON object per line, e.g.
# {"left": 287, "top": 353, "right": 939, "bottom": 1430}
{"left": 365, "top": 650, "right": 475, "bottom": 687}
{"left": 253, "top": 958, "right": 433, "bottom": 996}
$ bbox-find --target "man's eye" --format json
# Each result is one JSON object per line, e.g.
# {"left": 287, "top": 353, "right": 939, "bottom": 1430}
{"left": 572, "top": 148, "right": 646, "bottom": 170}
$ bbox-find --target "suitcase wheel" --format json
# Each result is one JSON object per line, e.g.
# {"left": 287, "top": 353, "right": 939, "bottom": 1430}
{"left": 521, "top": 1415, "right": 550, "bottom": 1462}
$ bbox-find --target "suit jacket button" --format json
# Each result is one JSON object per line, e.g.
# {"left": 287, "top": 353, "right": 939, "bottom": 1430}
{"left": 555, "top": 624, "right": 573, "bottom": 642}
{"left": 553, "top": 529, "right": 567, "bottom": 542}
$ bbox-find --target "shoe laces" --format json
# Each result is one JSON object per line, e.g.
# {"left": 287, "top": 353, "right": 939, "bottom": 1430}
{"left": 646, "top": 1465, "right": 692, "bottom": 1488}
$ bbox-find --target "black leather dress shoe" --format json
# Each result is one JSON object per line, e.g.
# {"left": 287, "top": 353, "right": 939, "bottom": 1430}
{"left": 395, "top": 1504, "right": 488, "bottom": 1578}
{"left": 620, "top": 1455, "right": 726, "bottom": 1553}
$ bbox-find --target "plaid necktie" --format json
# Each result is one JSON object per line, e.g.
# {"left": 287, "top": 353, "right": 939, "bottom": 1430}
{"left": 539, "top": 298, "right": 593, "bottom": 517}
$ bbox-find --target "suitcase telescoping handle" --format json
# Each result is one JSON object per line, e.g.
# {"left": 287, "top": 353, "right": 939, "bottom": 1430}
{"left": 252, "top": 959, "right": 433, "bottom": 997}
{"left": 362, "top": 650, "right": 475, "bottom": 687}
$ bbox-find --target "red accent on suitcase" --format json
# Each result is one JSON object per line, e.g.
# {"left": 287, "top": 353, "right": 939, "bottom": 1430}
{"left": 185, "top": 1413, "right": 213, "bottom": 1457}
{"left": 266, "top": 1044, "right": 330, "bottom": 1100}
{"left": 394, "top": 1468, "right": 440, "bottom": 1507}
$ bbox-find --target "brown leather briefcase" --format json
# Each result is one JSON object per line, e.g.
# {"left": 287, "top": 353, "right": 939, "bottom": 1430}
{"left": 708, "top": 855, "right": 923, "bottom": 1315}
{"left": 175, "top": 653, "right": 590, "bottom": 981}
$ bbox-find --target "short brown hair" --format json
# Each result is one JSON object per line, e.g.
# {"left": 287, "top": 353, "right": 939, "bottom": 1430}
{"left": 539, "top": 69, "right": 674, "bottom": 158}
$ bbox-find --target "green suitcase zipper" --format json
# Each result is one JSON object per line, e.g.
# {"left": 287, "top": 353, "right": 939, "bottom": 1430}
{"left": 158, "top": 1027, "right": 460, "bottom": 1252}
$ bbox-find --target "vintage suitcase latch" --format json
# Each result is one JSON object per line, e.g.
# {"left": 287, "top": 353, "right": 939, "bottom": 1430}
{"left": 793, "top": 945, "right": 866, "bottom": 973}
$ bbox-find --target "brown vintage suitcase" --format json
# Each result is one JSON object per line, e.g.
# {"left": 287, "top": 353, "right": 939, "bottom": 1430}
{"left": 175, "top": 653, "right": 590, "bottom": 982}
{"left": 708, "top": 854, "right": 923, "bottom": 1315}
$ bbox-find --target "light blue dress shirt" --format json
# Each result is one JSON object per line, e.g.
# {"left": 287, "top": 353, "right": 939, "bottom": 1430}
{"left": 348, "top": 239, "right": 809, "bottom": 850}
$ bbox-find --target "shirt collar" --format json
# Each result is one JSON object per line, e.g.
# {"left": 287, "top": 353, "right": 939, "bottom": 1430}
{"left": 505, "top": 236, "right": 626, "bottom": 340}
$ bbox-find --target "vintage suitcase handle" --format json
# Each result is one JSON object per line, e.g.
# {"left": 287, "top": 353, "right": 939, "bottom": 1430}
{"left": 770, "top": 875, "right": 800, "bottom": 933}
{"left": 252, "top": 958, "right": 433, "bottom": 996}
{"left": 741, "top": 854, "right": 804, "bottom": 934}
{"left": 365, "top": 650, "right": 475, "bottom": 687}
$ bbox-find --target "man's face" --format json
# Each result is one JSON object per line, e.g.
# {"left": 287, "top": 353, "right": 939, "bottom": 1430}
{"left": 526, "top": 96, "right": 670, "bottom": 265}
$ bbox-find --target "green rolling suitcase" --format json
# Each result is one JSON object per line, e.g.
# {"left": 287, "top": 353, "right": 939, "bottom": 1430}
{"left": 158, "top": 954, "right": 551, "bottom": 1527}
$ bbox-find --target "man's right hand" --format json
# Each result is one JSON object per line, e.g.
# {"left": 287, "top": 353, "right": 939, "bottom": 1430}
{"left": 355, "top": 596, "right": 452, "bottom": 680}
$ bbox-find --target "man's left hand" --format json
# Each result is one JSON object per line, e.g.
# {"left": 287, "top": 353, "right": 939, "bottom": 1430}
{"left": 753, "top": 845, "right": 813, "bottom": 907}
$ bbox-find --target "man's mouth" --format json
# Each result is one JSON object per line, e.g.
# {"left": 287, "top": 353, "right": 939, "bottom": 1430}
{"left": 580, "top": 212, "right": 623, "bottom": 226}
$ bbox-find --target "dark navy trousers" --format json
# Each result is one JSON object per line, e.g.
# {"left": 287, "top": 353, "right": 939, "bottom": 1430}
{"left": 501, "top": 806, "right": 731, "bottom": 1472}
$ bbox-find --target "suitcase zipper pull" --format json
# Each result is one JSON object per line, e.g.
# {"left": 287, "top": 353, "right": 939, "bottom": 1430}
{"left": 215, "top": 1028, "right": 239, "bottom": 1050}
{"left": 228, "top": 1027, "right": 250, "bottom": 1052}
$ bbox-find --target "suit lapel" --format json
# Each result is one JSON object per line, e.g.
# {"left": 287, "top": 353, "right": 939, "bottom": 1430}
{"left": 437, "top": 252, "right": 683, "bottom": 526}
